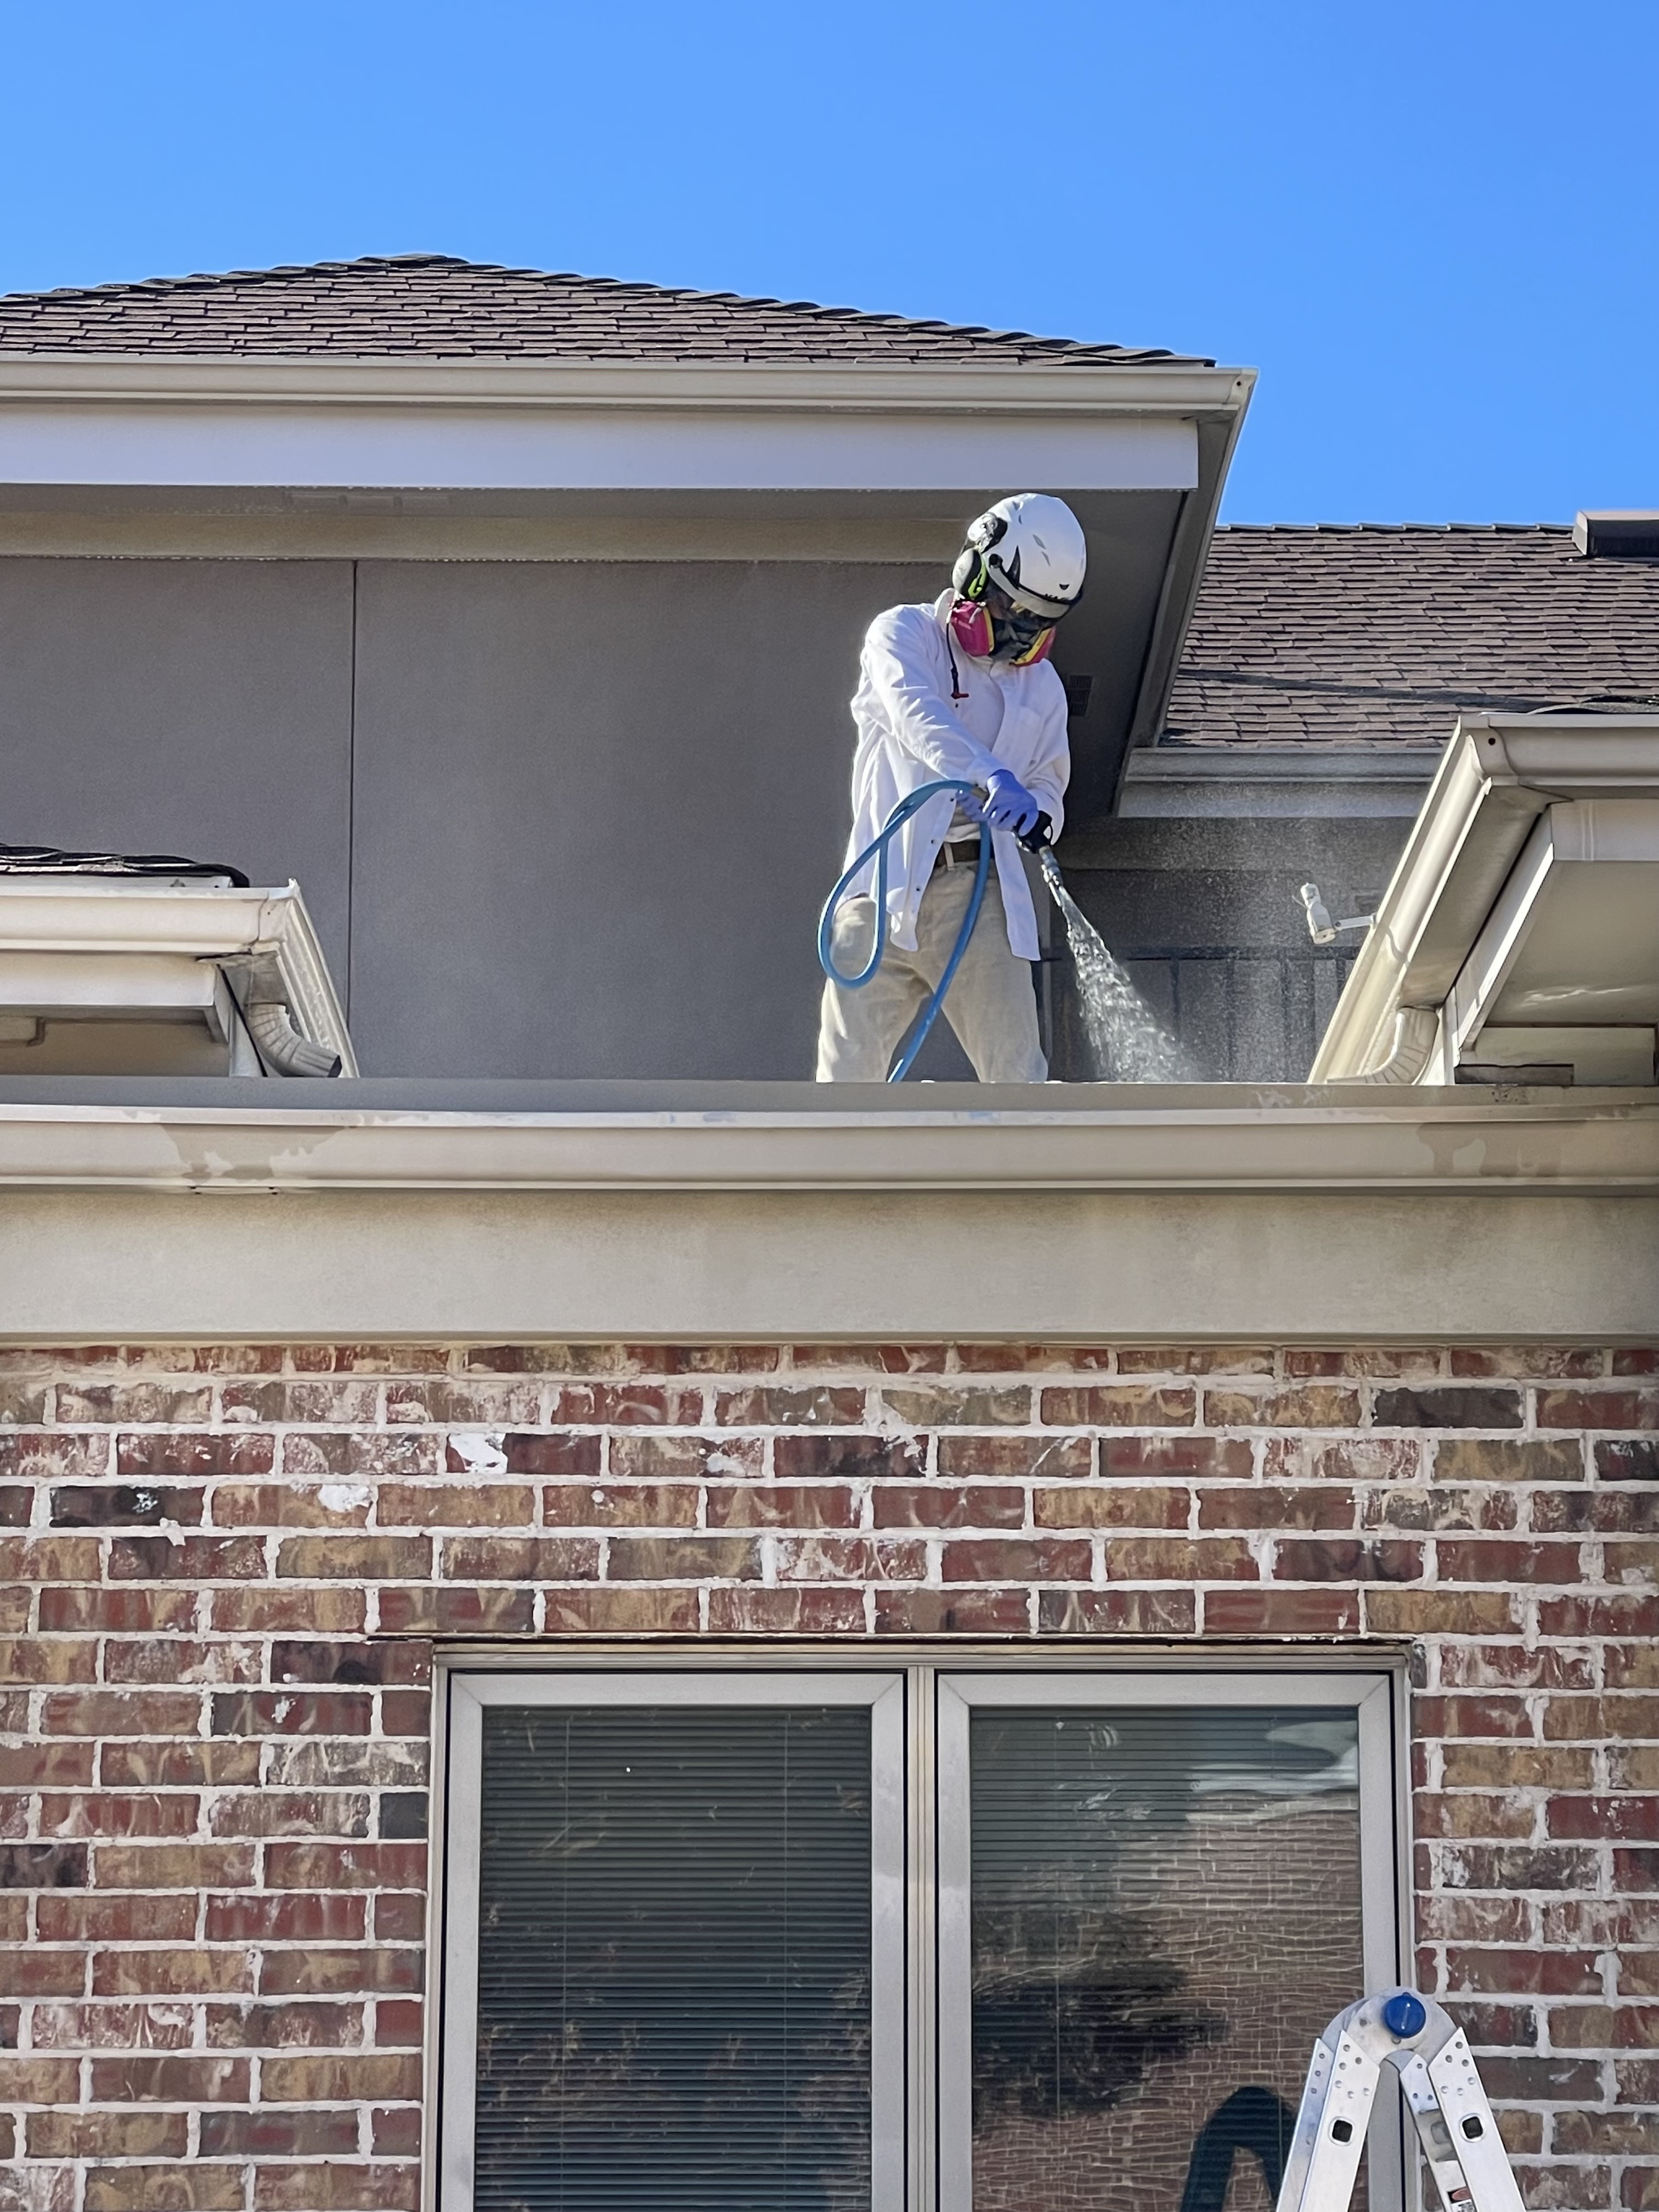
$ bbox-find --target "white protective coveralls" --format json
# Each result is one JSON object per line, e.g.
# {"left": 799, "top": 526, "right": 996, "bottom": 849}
{"left": 815, "top": 590, "right": 1069, "bottom": 1082}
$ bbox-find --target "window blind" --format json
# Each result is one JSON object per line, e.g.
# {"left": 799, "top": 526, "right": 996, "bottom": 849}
{"left": 475, "top": 1704, "right": 873, "bottom": 2212}
{"left": 968, "top": 1705, "right": 1364, "bottom": 2212}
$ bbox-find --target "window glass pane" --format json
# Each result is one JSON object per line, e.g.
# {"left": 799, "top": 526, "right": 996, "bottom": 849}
{"left": 476, "top": 1705, "right": 873, "bottom": 2212}
{"left": 969, "top": 1705, "right": 1364, "bottom": 2212}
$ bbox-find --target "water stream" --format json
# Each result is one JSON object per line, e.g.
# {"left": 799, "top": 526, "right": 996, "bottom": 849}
{"left": 1040, "top": 853, "right": 1198, "bottom": 1082}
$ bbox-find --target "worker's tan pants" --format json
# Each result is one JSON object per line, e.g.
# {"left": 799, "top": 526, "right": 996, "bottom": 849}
{"left": 815, "top": 863, "right": 1047, "bottom": 1083}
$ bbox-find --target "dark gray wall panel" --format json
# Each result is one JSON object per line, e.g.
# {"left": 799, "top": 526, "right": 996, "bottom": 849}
{"left": 351, "top": 560, "right": 938, "bottom": 1077}
{"left": 0, "top": 558, "right": 354, "bottom": 984}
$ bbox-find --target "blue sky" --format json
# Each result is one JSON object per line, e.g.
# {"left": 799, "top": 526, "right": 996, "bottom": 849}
{"left": 3, "top": 0, "right": 1654, "bottom": 522}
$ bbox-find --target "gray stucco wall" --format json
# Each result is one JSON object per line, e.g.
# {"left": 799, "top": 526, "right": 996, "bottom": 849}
{"left": 0, "top": 553, "right": 1415, "bottom": 1082}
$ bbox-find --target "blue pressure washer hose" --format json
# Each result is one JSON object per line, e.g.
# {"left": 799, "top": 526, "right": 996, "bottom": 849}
{"left": 817, "top": 777, "right": 1052, "bottom": 1083}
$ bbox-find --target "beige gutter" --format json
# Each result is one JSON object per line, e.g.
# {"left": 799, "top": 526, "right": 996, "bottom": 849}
{"left": 1311, "top": 716, "right": 1659, "bottom": 1081}
{"left": 0, "top": 1087, "right": 1650, "bottom": 1192}
{"left": 0, "top": 355, "right": 1255, "bottom": 420}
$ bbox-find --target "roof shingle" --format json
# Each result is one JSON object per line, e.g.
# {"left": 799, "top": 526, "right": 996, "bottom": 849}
{"left": 1166, "top": 525, "right": 1659, "bottom": 747}
{"left": 0, "top": 253, "right": 1203, "bottom": 367}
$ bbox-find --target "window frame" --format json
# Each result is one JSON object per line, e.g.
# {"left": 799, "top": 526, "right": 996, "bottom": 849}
{"left": 434, "top": 1656, "right": 1408, "bottom": 2212}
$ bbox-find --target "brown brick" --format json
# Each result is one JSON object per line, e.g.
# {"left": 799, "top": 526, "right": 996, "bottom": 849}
{"left": 1539, "top": 1388, "right": 1659, "bottom": 1429}
{"left": 1435, "top": 1538, "right": 1584, "bottom": 1582}
{"left": 607, "top": 1535, "right": 759, "bottom": 1581}
{"left": 608, "top": 1433, "right": 763, "bottom": 1479}
{"left": 92, "top": 1844, "right": 256, "bottom": 1889}
{"left": 210, "top": 1789, "right": 370, "bottom": 1838}
{"left": 251, "top": 2164, "right": 419, "bottom": 2212}
{"left": 1550, "top": 1796, "right": 1659, "bottom": 1841}
{"left": 1040, "top": 1384, "right": 1196, "bottom": 1426}
{"left": 0, "top": 2055, "right": 80, "bottom": 2101}
{"left": 51, "top": 1483, "right": 204, "bottom": 1527}
{"left": 707, "top": 1485, "right": 857, "bottom": 1528}
{"left": 1556, "top": 2113, "right": 1659, "bottom": 2156}
{"left": 104, "top": 1638, "right": 263, "bottom": 1687}
{"left": 204, "top": 1893, "right": 365, "bottom": 1943}
{"left": 1037, "top": 1588, "right": 1198, "bottom": 1634}
{"left": 1539, "top": 1593, "right": 1659, "bottom": 1637}
{"left": 265, "top": 1841, "right": 426, "bottom": 1892}
{"left": 221, "top": 1379, "right": 380, "bottom": 1423}
{"left": 211, "top": 1480, "right": 373, "bottom": 1526}
{"left": 1441, "top": 1844, "right": 1600, "bottom": 1891}
{"left": 376, "top": 1482, "right": 536, "bottom": 1525}
{"left": 773, "top": 1434, "right": 919, "bottom": 1480}
{"left": 1105, "top": 1536, "right": 1256, "bottom": 1580}
{"left": 198, "top": 2108, "right": 360, "bottom": 2156}
{"left": 1427, "top": 1438, "right": 1585, "bottom": 1483}
{"left": 1198, "top": 1485, "right": 1354, "bottom": 1529}
{"left": 289, "top": 1344, "right": 446, "bottom": 1374}
{"left": 116, "top": 1431, "right": 275, "bottom": 1476}
{"left": 59, "top": 1382, "right": 211, "bottom": 1424}
{"left": 1263, "top": 1434, "right": 1421, "bottom": 1482}
{"left": 440, "top": 1535, "right": 599, "bottom": 1581}
{"left": 1600, "top": 1440, "right": 1659, "bottom": 1481}
{"left": 275, "top": 1535, "right": 433, "bottom": 1579}
{"left": 1442, "top": 1743, "right": 1596, "bottom": 1789}
{"left": 385, "top": 1379, "right": 539, "bottom": 1425}
{"left": 377, "top": 1585, "right": 535, "bottom": 1634}
{"left": 109, "top": 1533, "right": 268, "bottom": 1581}
{"left": 544, "top": 1482, "right": 700, "bottom": 1526}
{"left": 92, "top": 1947, "right": 255, "bottom": 1995}
{"left": 1204, "top": 1587, "right": 1359, "bottom": 1633}
{"left": 790, "top": 1344, "right": 945, "bottom": 1374}
{"left": 1274, "top": 1536, "right": 1421, "bottom": 1581}
{"left": 0, "top": 1637, "right": 97, "bottom": 1683}
{"left": 1036, "top": 1485, "right": 1186, "bottom": 1529}
{"left": 212, "top": 1689, "right": 374, "bottom": 1737}
{"left": 0, "top": 1533, "right": 101, "bottom": 1581}
{"left": 262, "top": 2051, "right": 423, "bottom": 2100}
{"left": 1417, "top": 1892, "right": 1533, "bottom": 1943}
{"left": 41, "top": 1690, "right": 203, "bottom": 1737}
{"left": 1611, "top": 1745, "right": 1659, "bottom": 1787}
{"left": 776, "top": 1536, "right": 926, "bottom": 1582}
{"left": 941, "top": 1536, "right": 1091, "bottom": 1582}
{"left": 100, "top": 1741, "right": 261, "bottom": 1788}
{"left": 38, "top": 1791, "right": 200, "bottom": 1838}
{"left": 549, "top": 1383, "right": 704, "bottom": 1425}
{"left": 881, "top": 1386, "right": 1031, "bottom": 1427}
{"left": 285, "top": 1431, "right": 441, "bottom": 1479}
{"left": 873, "top": 1587, "right": 1031, "bottom": 1634}
{"left": 874, "top": 1483, "right": 1025, "bottom": 1530}
{"left": 1120, "top": 1345, "right": 1274, "bottom": 1374}
{"left": 0, "top": 1949, "right": 85, "bottom": 1994}
{"left": 1101, "top": 1434, "right": 1254, "bottom": 1477}
{"left": 1437, "top": 1644, "right": 1593, "bottom": 1690}
{"left": 270, "top": 1640, "right": 426, "bottom": 1688}
{"left": 259, "top": 1947, "right": 422, "bottom": 1995}
{"left": 1365, "top": 1486, "right": 1519, "bottom": 1532}
{"left": 498, "top": 1431, "right": 602, "bottom": 1476}
{"left": 0, "top": 1430, "right": 110, "bottom": 1479}
{"left": 541, "top": 1587, "right": 701, "bottom": 1633}
{"left": 706, "top": 1587, "right": 868, "bottom": 1633}
{"left": 0, "top": 1742, "right": 94, "bottom": 1787}
{"left": 1416, "top": 1792, "right": 1542, "bottom": 1840}
{"left": 203, "top": 1998, "right": 364, "bottom": 2049}
{"left": 1205, "top": 1386, "right": 1363, "bottom": 1428}
{"left": 1536, "top": 1487, "right": 1659, "bottom": 1532}
{"left": 89, "top": 2044, "right": 246, "bottom": 2097}
{"left": 710, "top": 1385, "right": 866, "bottom": 1427}
{"left": 83, "top": 2167, "right": 247, "bottom": 2212}
{"left": 1375, "top": 1387, "right": 1524, "bottom": 1429}
{"left": 28, "top": 2110, "right": 189, "bottom": 2159}
{"left": 938, "top": 1434, "right": 1090, "bottom": 1478}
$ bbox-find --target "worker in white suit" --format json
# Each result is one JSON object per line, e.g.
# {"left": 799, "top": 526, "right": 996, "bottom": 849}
{"left": 816, "top": 493, "right": 1086, "bottom": 1082}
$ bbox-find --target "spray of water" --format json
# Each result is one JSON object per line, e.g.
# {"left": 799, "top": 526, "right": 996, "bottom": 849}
{"left": 1040, "top": 851, "right": 1198, "bottom": 1082}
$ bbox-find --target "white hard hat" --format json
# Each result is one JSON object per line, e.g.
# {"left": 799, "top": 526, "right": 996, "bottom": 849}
{"left": 952, "top": 493, "right": 1087, "bottom": 619}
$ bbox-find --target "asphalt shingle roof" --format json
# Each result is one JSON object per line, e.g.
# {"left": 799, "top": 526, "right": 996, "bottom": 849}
{"left": 1165, "top": 525, "right": 1659, "bottom": 747}
{"left": 0, "top": 253, "right": 1203, "bottom": 368}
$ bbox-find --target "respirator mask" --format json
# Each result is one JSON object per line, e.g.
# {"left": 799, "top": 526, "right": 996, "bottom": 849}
{"left": 946, "top": 506, "right": 1077, "bottom": 666}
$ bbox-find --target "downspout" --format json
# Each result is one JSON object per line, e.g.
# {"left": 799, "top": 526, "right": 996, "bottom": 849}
{"left": 1327, "top": 1007, "right": 1439, "bottom": 1087}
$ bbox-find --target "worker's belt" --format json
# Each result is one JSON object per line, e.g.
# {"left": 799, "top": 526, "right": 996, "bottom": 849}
{"left": 932, "top": 836, "right": 983, "bottom": 874}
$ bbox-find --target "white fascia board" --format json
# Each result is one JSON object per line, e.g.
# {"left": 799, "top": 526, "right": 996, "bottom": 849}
{"left": 1311, "top": 716, "right": 1659, "bottom": 1080}
{"left": 1118, "top": 747, "right": 1443, "bottom": 820}
{"left": 0, "top": 879, "right": 356, "bottom": 1073}
{"left": 0, "top": 356, "right": 1250, "bottom": 494}
{"left": 0, "top": 403, "right": 1198, "bottom": 494}
{"left": 0, "top": 1088, "right": 1650, "bottom": 1193}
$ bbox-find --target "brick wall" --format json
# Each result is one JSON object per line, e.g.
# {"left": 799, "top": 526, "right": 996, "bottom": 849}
{"left": 1, "top": 1339, "right": 1655, "bottom": 2212}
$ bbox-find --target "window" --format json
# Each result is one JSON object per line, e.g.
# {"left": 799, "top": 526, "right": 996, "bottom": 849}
{"left": 439, "top": 1667, "right": 1401, "bottom": 2212}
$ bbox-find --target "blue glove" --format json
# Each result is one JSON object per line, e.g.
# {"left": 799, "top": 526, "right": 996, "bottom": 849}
{"left": 980, "top": 769, "right": 1041, "bottom": 836}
